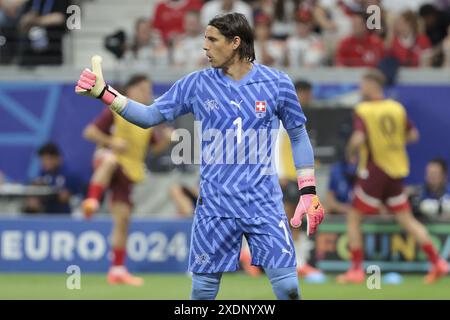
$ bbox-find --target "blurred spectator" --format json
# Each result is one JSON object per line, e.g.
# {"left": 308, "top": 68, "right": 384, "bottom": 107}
{"left": 411, "top": 158, "right": 450, "bottom": 219}
{"left": 383, "top": 0, "right": 435, "bottom": 15}
{"left": 387, "top": 10, "right": 433, "bottom": 67}
{"left": 295, "top": 79, "right": 320, "bottom": 108}
{"left": 335, "top": 12, "right": 385, "bottom": 67}
{"left": 286, "top": 9, "right": 325, "bottom": 68}
{"left": 269, "top": 0, "right": 300, "bottom": 39}
{"left": 17, "top": 0, "right": 70, "bottom": 66}
{"left": 326, "top": 149, "right": 357, "bottom": 215}
{"left": 419, "top": 3, "right": 450, "bottom": 66}
{"left": 363, "top": 0, "right": 395, "bottom": 41}
{"left": 443, "top": 25, "right": 450, "bottom": 67}
{"left": 419, "top": 4, "right": 450, "bottom": 46}
{"left": 0, "top": 0, "right": 27, "bottom": 64}
{"left": 24, "top": 142, "right": 78, "bottom": 214}
{"left": 294, "top": 79, "right": 321, "bottom": 145}
{"left": 314, "top": 0, "right": 356, "bottom": 56}
{"left": 201, "top": 0, "right": 253, "bottom": 27}
{"left": 253, "top": 13, "right": 285, "bottom": 66}
{"left": 172, "top": 10, "right": 208, "bottom": 67}
{"left": 122, "top": 18, "right": 169, "bottom": 69}
{"left": 152, "top": 0, "right": 203, "bottom": 45}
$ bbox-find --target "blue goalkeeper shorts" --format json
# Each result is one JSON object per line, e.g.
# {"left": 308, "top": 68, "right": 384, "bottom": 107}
{"left": 188, "top": 213, "right": 297, "bottom": 273}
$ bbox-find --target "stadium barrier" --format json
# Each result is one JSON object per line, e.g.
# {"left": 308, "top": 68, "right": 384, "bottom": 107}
{"left": 0, "top": 216, "right": 192, "bottom": 273}
{"left": 316, "top": 216, "right": 450, "bottom": 272}
{"left": 1, "top": 216, "right": 449, "bottom": 273}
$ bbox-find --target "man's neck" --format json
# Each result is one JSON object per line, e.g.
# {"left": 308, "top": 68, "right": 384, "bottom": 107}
{"left": 429, "top": 183, "right": 445, "bottom": 196}
{"left": 222, "top": 59, "right": 253, "bottom": 81}
{"left": 367, "top": 92, "right": 385, "bottom": 101}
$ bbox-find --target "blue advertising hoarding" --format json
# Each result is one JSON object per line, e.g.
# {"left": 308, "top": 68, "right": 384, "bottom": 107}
{"left": 0, "top": 217, "right": 192, "bottom": 273}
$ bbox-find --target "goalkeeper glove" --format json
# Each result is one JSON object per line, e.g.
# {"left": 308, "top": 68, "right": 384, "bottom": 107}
{"left": 75, "top": 55, "right": 127, "bottom": 113}
{"left": 290, "top": 170, "right": 325, "bottom": 236}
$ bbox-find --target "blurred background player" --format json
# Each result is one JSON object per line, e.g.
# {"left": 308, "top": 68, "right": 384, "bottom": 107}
{"left": 337, "top": 69, "right": 449, "bottom": 285}
{"left": 410, "top": 158, "right": 450, "bottom": 220}
{"left": 325, "top": 139, "right": 357, "bottom": 216}
{"left": 24, "top": 142, "right": 78, "bottom": 214}
{"left": 169, "top": 182, "right": 199, "bottom": 217}
{"left": 81, "top": 74, "right": 171, "bottom": 286}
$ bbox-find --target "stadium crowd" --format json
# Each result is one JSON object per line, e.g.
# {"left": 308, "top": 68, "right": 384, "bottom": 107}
{"left": 0, "top": 0, "right": 450, "bottom": 67}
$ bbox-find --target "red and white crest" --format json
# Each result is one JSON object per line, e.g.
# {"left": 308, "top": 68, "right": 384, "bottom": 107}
{"left": 255, "top": 101, "right": 266, "bottom": 113}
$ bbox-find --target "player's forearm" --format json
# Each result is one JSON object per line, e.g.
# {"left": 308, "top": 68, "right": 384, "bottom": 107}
{"left": 406, "top": 127, "right": 420, "bottom": 144}
{"left": 326, "top": 192, "right": 351, "bottom": 215}
{"left": 118, "top": 99, "right": 166, "bottom": 129}
{"left": 286, "top": 125, "right": 315, "bottom": 171}
{"left": 37, "top": 13, "right": 65, "bottom": 27}
{"left": 347, "top": 131, "right": 365, "bottom": 159}
{"left": 83, "top": 124, "right": 114, "bottom": 147}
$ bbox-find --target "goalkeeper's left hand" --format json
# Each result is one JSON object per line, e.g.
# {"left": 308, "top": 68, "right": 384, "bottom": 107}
{"left": 75, "top": 55, "right": 127, "bottom": 113}
{"left": 290, "top": 175, "right": 325, "bottom": 236}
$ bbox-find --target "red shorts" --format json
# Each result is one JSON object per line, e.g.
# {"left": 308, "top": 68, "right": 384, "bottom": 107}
{"left": 352, "top": 162, "right": 410, "bottom": 214}
{"left": 93, "top": 150, "right": 133, "bottom": 207}
{"left": 109, "top": 166, "right": 133, "bottom": 207}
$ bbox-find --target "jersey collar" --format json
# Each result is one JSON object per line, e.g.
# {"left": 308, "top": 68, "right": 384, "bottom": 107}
{"left": 217, "top": 63, "right": 258, "bottom": 88}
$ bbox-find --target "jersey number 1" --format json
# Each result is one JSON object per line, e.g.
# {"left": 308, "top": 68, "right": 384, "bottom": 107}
{"left": 233, "top": 117, "right": 242, "bottom": 144}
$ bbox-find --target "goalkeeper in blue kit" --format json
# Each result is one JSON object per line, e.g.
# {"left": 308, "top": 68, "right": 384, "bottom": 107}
{"left": 76, "top": 13, "right": 324, "bottom": 300}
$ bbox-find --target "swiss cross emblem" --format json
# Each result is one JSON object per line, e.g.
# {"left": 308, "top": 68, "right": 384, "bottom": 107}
{"left": 255, "top": 101, "right": 267, "bottom": 117}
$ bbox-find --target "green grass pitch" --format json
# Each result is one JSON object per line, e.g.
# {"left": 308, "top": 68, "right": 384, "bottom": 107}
{"left": 0, "top": 273, "right": 449, "bottom": 300}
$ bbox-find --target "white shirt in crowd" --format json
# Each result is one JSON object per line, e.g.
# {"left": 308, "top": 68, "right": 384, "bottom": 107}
{"left": 286, "top": 33, "right": 326, "bottom": 68}
{"left": 173, "top": 34, "right": 208, "bottom": 67}
{"left": 200, "top": 0, "right": 253, "bottom": 27}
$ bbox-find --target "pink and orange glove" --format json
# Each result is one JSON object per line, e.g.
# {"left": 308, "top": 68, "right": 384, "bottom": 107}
{"left": 290, "top": 174, "right": 325, "bottom": 236}
{"left": 75, "top": 55, "right": 127, "bottom": 113}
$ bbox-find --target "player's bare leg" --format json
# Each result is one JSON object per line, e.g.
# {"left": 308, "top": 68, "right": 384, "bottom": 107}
{"left": 107, "top": 201, "right": 143, "bottom": 286}
{"left": 336, "top": 208, "right": 365, "bottom": 284}
{"left": 394, "top": 210, "right": 449, "bottom": 284}
{"left": 82, "top": 150, "right": 119, "bottom": 218}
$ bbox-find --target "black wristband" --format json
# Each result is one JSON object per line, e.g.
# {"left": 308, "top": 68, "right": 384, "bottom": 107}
{"left": 96, "top": 85, "right": 108, "bottom": 99}
{"left": 300, "top": 186, "right": 316, "bottom": 195}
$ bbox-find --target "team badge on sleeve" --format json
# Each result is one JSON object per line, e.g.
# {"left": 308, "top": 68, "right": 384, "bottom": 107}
{"left": 255, "top": 101, "right": 267, "bottom": 118}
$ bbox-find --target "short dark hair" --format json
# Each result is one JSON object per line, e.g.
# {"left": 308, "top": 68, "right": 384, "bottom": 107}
{"left": 429, "top": 158, "right": 448, "bottom": 175}
{"left": 125, "top": 74, "right": 150, "bottom": 90}
{"left": 208, "top": 12, "right": 255, "bottom": 62}
{"left": 294, "top": 79, "right": 312, "bottom": 91}
{"left": 419, "top": 4, "right": 438, "bottom": 17}
{"left": 38, "top": 142, "right": 60, "bottom": 157}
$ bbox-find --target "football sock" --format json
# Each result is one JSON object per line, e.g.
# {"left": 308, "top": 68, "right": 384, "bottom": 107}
{"left": 112, "top": 247, "right": 126, "bottom": 266}
{"left": 87, "top": 183, "right": 105, "bottom": 201}
{"left": 351, "top": 248, "right": 363, "bottom": 270}
{"left": 265, "top": 267, "right": 300, "bottom": 300}
{"left": 191, "top": 273, "right": 222, "bottom": 300}
{"left": 422, "top": 242, "right": 440, "bottom": 265}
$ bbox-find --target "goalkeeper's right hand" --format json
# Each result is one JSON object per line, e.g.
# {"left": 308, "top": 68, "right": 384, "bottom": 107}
{"left": 75, "top": 55, "right": 127, "bottom": 113}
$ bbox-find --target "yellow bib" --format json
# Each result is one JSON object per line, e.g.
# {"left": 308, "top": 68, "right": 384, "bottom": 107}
{"left": 355, "top": 99, "right": 409, "bottom": 178}
{"left": 112, "top": 113, "right": 152, "bottom": 182}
